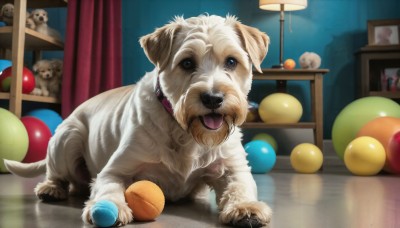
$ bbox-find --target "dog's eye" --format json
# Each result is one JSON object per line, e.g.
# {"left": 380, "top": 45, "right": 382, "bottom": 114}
{"left": 180, "top": 58, "right": 196, "bottom": 71}
{"left": 225, "top": 57, "right": 238, "bottom": 70}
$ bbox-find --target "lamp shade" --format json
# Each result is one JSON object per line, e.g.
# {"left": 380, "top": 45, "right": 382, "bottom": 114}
{"left": 259, "top": 0, "right": 307, "bottom": 11}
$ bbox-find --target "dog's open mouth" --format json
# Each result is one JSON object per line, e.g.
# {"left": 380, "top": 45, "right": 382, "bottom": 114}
{"left": 200, "top": 113, "right": 224, "bottom": 130}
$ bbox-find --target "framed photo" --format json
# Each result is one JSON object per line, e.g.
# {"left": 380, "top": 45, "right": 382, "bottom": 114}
{"left": 380, "top": 68, "right": 400, "bottom": 92}
{"left": 368, "top": 19, "right": 400, "bottom": 47}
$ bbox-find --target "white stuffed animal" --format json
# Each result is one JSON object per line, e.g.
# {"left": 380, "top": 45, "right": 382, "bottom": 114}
{"left": 299, "top": 52, "right": 321, "bottom": 69}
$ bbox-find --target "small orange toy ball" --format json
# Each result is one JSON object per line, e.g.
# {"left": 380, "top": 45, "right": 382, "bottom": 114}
{"left": 124, "top": 180, "right": 165, "bottom": 221}
{"left": 284, "top": 59, "right": 296, "bottom": 69}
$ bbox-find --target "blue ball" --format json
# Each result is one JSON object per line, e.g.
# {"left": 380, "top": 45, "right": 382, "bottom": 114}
{"left": 244, "top": 140, "right": 276, "bottom": 174}
{"left": 91, "top": 200, "right": 118, "bottom": 227}
{"left": 0, "top": 59, "right": 12, "bottom": 73}
{"left": 0, "top": 22, "right": 6, "bottom": 27}
{"left": 26, "top": 109, "right": 63, "bottom": 135}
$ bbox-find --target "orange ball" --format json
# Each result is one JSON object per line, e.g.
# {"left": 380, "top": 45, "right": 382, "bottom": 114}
{"left": 357, "top": 117, "right": 400, "bottom": 173}
{"left": 124, "top": 180, "right": 165, "bottom": 221}
{"left": 284, "top": 59, "right": 296, "bottom": 69}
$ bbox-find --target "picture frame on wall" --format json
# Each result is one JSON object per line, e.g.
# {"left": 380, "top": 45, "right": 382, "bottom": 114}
{"left": 368, "top": 19, "right": 400, "bottom": 47}
{"left": 380, "top": 68, "right": 400, "bottom": 92}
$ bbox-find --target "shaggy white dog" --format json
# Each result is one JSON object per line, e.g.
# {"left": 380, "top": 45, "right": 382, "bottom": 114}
{"left": 5, "top": 15, "right": 271, "bottom": 227}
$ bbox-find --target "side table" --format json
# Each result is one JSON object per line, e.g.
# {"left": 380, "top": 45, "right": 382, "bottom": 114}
{"left": 242, "top": 69, "right": 329, "bottom": 153}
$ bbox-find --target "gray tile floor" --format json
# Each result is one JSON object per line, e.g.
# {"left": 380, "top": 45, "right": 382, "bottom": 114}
{"left": 1, "top": 166, "right": 400, "bottom": 228}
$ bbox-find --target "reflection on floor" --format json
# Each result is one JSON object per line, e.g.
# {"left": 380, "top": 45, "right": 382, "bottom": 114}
{"left": 1, "top": 168, "right": 399, "bottom": 228}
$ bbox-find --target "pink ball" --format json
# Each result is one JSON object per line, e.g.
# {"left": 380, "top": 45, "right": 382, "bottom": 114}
{"left": 389, "top": 131, "right": 400, "bottom": 170}
{"left": 21, "top": 117, "right": 52, "bottom": 163}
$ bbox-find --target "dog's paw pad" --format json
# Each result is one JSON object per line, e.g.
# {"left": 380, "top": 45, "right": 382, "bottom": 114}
{"left": 231, "top": 214, "right": 263, "bottom": 228}
{"left": 35, "top": 181, "right": 68, "bottom": 202}
{"left": 37, "top": 193, "right": 65, "bottom": 202}
{"left": 220, "top": 201, "right": 271, "bottom": 227}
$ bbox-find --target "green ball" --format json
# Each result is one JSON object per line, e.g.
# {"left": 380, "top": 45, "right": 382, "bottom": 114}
{"left": 332, "top": 97, "right": 400, "bottom": 160}
{"left": 1, "top": 77, "right": 11, "bottom": 92}
{"left": 0, "top": 108, "right": 29, "bottom": 172}
{"left": 252, "top": 133, "right": 278, "bottom": 152}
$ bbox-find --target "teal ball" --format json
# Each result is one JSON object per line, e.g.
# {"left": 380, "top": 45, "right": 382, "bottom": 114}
{"left": 91, "top": 200, "right": 118, "bottom": 227}
{"left": 244, "top": 140, "right": 276, "bottom": 173}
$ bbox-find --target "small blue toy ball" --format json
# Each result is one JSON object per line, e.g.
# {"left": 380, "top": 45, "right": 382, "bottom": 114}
{"left": 0, "top": 22, "right": 6, "bottom": 27}
{"left": 0, "top": 59, "right": 12, "bottom": 73}
{"left": 244, "top": 140, "right": 276, "bottom": 174}
{"left": 25, "top": 109, "right": 63, "bottom": 135}
{"left": 91, "top": 200, "right": 118, "bottom": 227}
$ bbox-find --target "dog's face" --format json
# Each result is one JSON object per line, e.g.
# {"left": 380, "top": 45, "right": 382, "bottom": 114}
{"left": 33, "top": 60, "right": 54, "bottom": 80}
{"left": 140, "top": 15, "right": 269, "bottom": 146}
{"left": 0, "top": 3, "right": 14, "bottom": 18}
{"left": 30, "top": 9, "right": 48, "bottom": 24}
{"left": 51, "top": 59, "right": 63, "bottom": 78}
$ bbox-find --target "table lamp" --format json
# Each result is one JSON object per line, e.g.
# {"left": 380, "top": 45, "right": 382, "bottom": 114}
{"left": 259, "top": 0, "right": 307, "bottom": 69}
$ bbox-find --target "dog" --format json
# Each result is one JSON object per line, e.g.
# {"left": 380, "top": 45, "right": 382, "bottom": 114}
{"left": 0, "top": 3, "right": 14, "bottom": 25}
{"left": 5, "top": 15, "right": 271, "bottom": 227}
{"left": 31, "top": 59, "right": 61, "bottom": 97}
{"left": 50, "top": 58, "right": 63, "bottom": 98}
{"left": 26, "top": 11, "right": 36, "bottom": 30}
{"left": 29, "top": 9, "right": 61, "bottom": 40}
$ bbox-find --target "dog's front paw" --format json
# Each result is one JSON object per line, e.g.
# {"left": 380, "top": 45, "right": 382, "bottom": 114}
{"left": 82, "top": 199, "right": 133, "bottom": 226}
{"left": 220, "top": 201, "right": 272, "bottom": 228}
{"left": 42, "top": 89, "right": 50, "bottom": 97}
{"left": 31, "top": 88, "right": 42, "bottom": 96}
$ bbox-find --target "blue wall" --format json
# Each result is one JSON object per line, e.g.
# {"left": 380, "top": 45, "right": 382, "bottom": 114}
{"left": 122, "top": 0, "right": 400, "bottom": 139}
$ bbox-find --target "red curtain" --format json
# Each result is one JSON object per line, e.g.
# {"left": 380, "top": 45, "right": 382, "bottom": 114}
{"left": 62, "top": 0, "right": 122, "bottom": 118}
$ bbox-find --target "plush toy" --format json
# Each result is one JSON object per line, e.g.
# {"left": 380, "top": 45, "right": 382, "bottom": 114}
{"left": 299, "top": 52, "right": 321, "bottom": 69}
{"left": 125, "top": 180, "right": 165, "bottom": 221}
{"left": 90, "top": 200, "right": 118, "bottom": 227}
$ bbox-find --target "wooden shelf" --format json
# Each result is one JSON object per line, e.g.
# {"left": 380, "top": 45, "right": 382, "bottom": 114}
{"left": 254, "top": 69, "right": 329, "bottom": 80}
{"left": 0, "top": 92, "right": 9, "bottom": 99}
{"left": 245, "top": 69, "right": 328, "bottom": 153}
{"left": 242, "top": 122, "right": 316, "bottom": 129}
{"left": 0, "top": 0, "right": 67, "bottom": 8}
{"left": 356, "top": 47, "right": 400, "bottom": 103}
{"left": 369, "top": 91, "right": 400, "bottom": 98}
{"left": 0, "top": 0, "right": 66, "bottom": 117}
{"left": 0, "top": 27, "right": 64, "bottom": 50}
{"left": 0, "top": 92, "right": 60, "bottom": 103}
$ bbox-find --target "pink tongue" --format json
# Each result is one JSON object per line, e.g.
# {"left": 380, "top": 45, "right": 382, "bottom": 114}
{"left": 202, "top": 114, "right": 223, "bottom": 130}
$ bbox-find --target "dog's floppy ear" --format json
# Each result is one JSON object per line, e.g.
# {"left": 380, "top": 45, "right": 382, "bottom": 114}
{"left": 140, "top": 23, "right": 181, "bottom": 72}
{"left": 32, "top": 62, "right": 39, "bottom": 72}
{"left": 235, "top": 23, "right": 269, "bottom": 73}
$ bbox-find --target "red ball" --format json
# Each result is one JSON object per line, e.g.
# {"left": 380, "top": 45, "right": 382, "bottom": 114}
{"left": 389, "top": 131, "right": 400, "bottom": 170}
{"left": 0, "top": 66, "right": 35, "bottom": 94}
{"left": 20, "top": 116, "right": 52, "bottom": 163}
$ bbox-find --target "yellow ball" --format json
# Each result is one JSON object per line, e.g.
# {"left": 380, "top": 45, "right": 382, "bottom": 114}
{"left": 252, "top": 133, "right": 278, "bottom": 152}
{"left": 284, "top": 59, "right": 296, "bottom": 69}
{"left": 258, "top": 93, "right": 303, "bottom": 124}
{"left": 290, "top": 143, "right": 323, "bottom": 173}
{"left": 125, "top": 180, "right": 165, "bottom": 221}
{"left": 344, "top": 136, "right": 386, "bottom": 176}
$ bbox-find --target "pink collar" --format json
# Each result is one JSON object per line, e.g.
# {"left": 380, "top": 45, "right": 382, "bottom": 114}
{"left": 155, "top": 77, "right": 173, "bottom": 115}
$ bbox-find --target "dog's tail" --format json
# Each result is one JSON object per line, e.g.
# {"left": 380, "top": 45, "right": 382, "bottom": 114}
{"left": 3, "top": 159, "right": 46, "bottom": 178}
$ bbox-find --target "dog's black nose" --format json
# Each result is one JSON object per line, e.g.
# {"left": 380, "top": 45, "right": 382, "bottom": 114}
{"left": 200, "top": 92, "right": 224, "bottom": 110}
